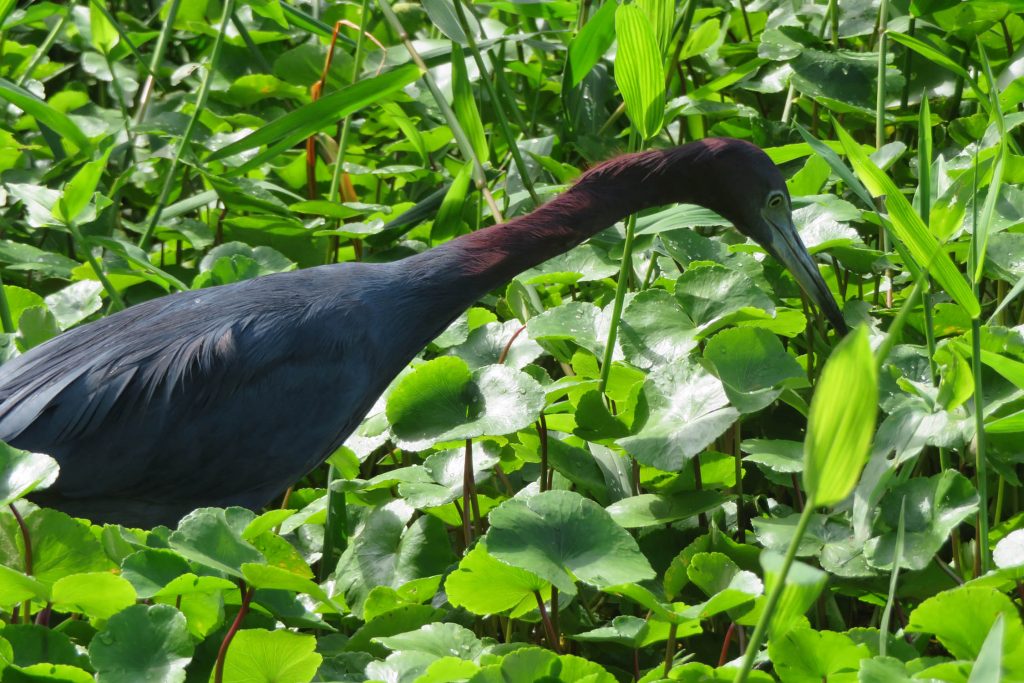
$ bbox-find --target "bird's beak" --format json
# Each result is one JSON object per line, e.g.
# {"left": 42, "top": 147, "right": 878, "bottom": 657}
{"left": 762, "top": 213, "right": 848, "bottom": 335}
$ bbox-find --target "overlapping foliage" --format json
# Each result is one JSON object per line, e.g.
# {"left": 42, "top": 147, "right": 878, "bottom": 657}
{"left": 1, "top": 0, "right": 1023, "bottom": 681}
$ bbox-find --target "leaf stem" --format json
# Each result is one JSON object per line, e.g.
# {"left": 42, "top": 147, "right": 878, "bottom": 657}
{"left": 733, "top": 503, "right": 815, "bottom": 683}
{"left": 138, "top": 0, "right": 235, "bottom": 249}
{"left": 213, "top": 582, "right": 254, "bottom": 683}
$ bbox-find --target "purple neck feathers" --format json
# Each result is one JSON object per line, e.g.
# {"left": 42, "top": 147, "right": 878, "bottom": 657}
{"left": 413, "top": 143, "right": 720, "bottom": 295}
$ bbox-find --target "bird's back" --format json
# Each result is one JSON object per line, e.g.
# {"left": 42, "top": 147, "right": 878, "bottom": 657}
{"left": 0, "top": 261, "right": 432, "bottom": 526}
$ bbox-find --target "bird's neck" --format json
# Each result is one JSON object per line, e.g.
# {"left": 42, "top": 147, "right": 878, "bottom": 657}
{"left": 423, "top": 146, "right": 703, "bottom": 294}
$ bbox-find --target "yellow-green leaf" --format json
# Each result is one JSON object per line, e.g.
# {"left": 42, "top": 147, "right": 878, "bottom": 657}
{"left": 614, "top": 3, "right": 664, "bottom": 141}
{"left": 803, "top": 326, "right": 877, "bottom": 507}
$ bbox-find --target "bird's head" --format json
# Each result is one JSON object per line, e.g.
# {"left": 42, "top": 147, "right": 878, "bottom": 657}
{"left": 674, "top": 138, "right": 848, "bottom": 335}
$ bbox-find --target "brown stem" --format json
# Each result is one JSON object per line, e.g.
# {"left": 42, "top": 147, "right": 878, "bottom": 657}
{"left": 534, "top": 590, "right": 561, "bottom": 653}
{"left": 497, "top": 325, "right": 527, "bottom": 365}
{"left": 463, "top": 439, "right": 475, "bottom": 546}
{"left": 693, "top": 454, "right": 707, "bottom": 529}
{"left": 718, "top": 622, "right": 736, "bottom": 667}
{"left": 550, "top": 586, "right": 559, "bottom": 648}
{"left": 664, "top": 622, "right": 679, "bottom": 676}
{"left": 213, "top": 583, "right": 254, "bottom": 683}
{"left": 537, "top": 415, "right": 549, "bottom": 492}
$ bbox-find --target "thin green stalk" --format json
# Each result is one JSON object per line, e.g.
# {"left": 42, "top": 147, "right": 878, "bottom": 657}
{"left": 450, "top": 0, "right": 540, "bottom": 206}
{"left": 874, "top": 277, "right": 924, "bottom": 371}
{"left": 68, "top": 224, "right": 125, "bottom": 311}
{"left": 971, "top": 316, "right": 990, "bottom": 574}
{"left": 732, "top": 504, "right": 816, "bottom": 683}
{"left": 318, "top": 465, "right": 348, "bottom": 581}
{"left": 663, "top": 622, "right": 679, "bottom": 677}
{"left": 377, "top": 0, "right": 502, "bottom": 219}
{"left": 0, "top": 272, "right": 14, "bottom": 333}
{"left": 599, "top": 213, "right": 636, "bottom": 394}
{"left": 138, "top": 0, "right": 235, "bottom": 249}
{"left": 16, "top": 9, "right": 69, "bottom": 87}
{"left": 135, "top": 0, "right": 182, "bottom": 124}
{"left": 878, "top": 497, "right": 905, "bottom": 657}
{"left": 875, "top": 0, "right": 891, "bottom": 305}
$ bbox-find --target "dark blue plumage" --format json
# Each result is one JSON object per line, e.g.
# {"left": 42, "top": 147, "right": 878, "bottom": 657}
{"left": 0, "top": 139, "right": 845, "bottom": 527}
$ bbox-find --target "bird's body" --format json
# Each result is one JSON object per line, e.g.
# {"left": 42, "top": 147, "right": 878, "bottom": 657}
{"left": 0, "top": 139, "right": 846, "bottom": 527}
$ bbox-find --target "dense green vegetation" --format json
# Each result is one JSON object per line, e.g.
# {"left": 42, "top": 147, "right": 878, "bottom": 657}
{"left": 1, "top": 0, "right": 1024, "bottom": 680}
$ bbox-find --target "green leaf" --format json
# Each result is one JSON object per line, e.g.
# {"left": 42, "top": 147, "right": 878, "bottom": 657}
{"left": 51, "top": 572, "right": 136, "bottom": 620}
{"left": 386, "top": 358, "right": 545, "bottom": 450}
{"left": 865, "top": 471, "right": 979, "bottom": 571}
{"left": 619, "top": 289, "right": 698, "bottom": 370}
{"left": 486, "top": 490, "right": 655, "bottom": 593}
{"left": 968, "top": 614, "right": 1005, "bottom": 683}
{"left": 768, "top": 628, "right": 871, "bottom": 682}
{"left": 432, "top": 161, "right": 473, "bottom": 241}
{"left": 674, "top": 264, "right": 774, "bottom": 332}
{"left": 207, "top": 64, "right": 422, "bottom": 171}
{"left": 120, "top": 549, "right": 191, "bottom": 600}
{"left": 451, "top": 44, "right": 488, "bottom": 163}
{"left": 761, "top": 551, "right": 827, "bottom": 638}
{"left": 167, "top": 507, "right": 264, "bottom": 578}
{"left": 704, "top": 327, "right": 805, "bottom": 414}
{"left": 614, "top": 2, "right": 664, "bottom": 140}
{"left": 907, "top": 587, "right": 1024, "bottom": 666}
{"left": 375, "top": 622, "right": 485, "bottom": 660}
{"left": 0, "top": 78, "right": 91, "bottom": 152}
{"left": 219, "top": 629, "right": 322, "bottom": 683}
{"left": 568, "top": 0, "right": 616, "bottom": 86}
{"left": 605, "top": 492, "right": 725, "bottom": 529}
{"left": 88, "top": 604, "right": 193, "bottom": 683}
{"left": 803, "top": 326, "right": 877, "bottom": 507}
{"left": 0, "top": 442, "right": 58, "bottom": 506}
{"left": 619, "top": 362, "right": 739, "bottom": 472}
{"left": 54, "top": 149, "right": 111, "bottom": 226}
{"left": 834, "top": 119, "right": 979, "bottom": 317}
{"left": 0, "top": 508, "right": 110, "bottom": 587}
{"left": 89, "top": 0, "right": 119, "bottom": 53}
{"left": 0, "top": 564, "right": 49, "bottom": 606}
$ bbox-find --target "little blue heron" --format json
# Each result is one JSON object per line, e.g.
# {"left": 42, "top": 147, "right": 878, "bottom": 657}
{"left": 0, "top": 138, "right": 845, "bottom": 527}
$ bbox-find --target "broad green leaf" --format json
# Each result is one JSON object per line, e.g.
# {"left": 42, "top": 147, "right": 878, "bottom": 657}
{"left": 568, "top": 0, "right": 616, "bottom": 86}
{"left": 605, "top": 492, "right": 725, "bottom": 528}
{"left": 0, "top": 508, "right": 110, "bottom": 587}
{"left": 219, "top": 629, "right": 321, "bottom": 683}
{"left": 0, "top": 564, "right": 48, "bottom": 606}
{"left": 13, "top": 663, "right": 94, "bottom": 682}
{"left": 834, "top": 119, "right": 979, "bottom": 317}
{"left": 88, "top": 604, "right": 193, "bottom": 683}
{"left": 444, "top": 319, "right": 541, "bottom": 370}
{"left": 0, "top": 443, "right": 58, "bottom": 506}
{"left": 486, "top": 490, "right": 654, "bottom": 593}
{"left": 0, "top": 78, "right": 91, "bottom": 152}
{"left": 761, "top": 551, "right": 827, "bottom": 637}
{"left": 614, "top": 3, "right": 664, "bottom": 140}
{"left": 120, "top": 549, "right": 191, "bottom": 600}
{"left": 386, "top": 358, "right": 544, "bottom": 450}
{"left": 89, "top": 1, "right": 119, "bottom": 53}
{"left": 619, "top": 289, "right": 698, "bottom": 370}
{"left": 167, "top": 507, "right": 264, "bottom": 578}
{"left": 768, "top": 628, "right": 871, "bottom": 682}
{"left": 674, "top": 264, "right": 774, "bottom": 332}
{"left": 51, "top": 572, "right": 136, "bottom": 620}
{"left": 451, "top": 44, "right": 488, "bottom": 163}
{"left": 907, "top": 587, "right": 1024, "bottom": 668}
{"left": 619, "top": 362, "right": 738, "bottom": 472}
{"left": 375, "top": 622, "right": 485, "bottom": 660}
{"left": 865, "top": 471, "right": 978, "bottom": 571}
{"left": 704, "top": 327, "right": 805, "bottom": 413}
{"left": 442, "top": 542, "right": 544, "bottom": 615}
{"left": 208, "top": 64, "right": 422, "bottom": 171}
{"left": 803, "top": 325, "right": 877, "bottom": 507}
{"left": 680, "top": 18, "right": 720, "bottom": 60}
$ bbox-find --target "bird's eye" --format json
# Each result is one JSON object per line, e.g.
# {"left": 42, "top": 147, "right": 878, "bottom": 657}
{"left": 767, "top": 193, "right": 785, "bottom": 209}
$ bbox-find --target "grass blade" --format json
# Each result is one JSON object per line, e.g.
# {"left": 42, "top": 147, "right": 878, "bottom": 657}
{"left": 834, "top": 119, "right": 980, "bottom": 318}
